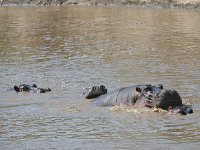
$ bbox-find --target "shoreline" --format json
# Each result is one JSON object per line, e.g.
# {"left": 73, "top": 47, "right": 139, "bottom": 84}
{"left": 1, "top": 0, "right": 200, "bottom": 9}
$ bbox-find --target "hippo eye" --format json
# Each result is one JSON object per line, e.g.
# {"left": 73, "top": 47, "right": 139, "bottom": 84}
{"left": 144, "top": 86, "right": 152, "bottom": 92}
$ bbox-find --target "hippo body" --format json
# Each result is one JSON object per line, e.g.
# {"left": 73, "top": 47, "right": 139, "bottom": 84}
{"left": 85, "top": 84, "right": 164, "bottom": 107}
{"left": 92, "top": 86, "right": 136, "bottom": 107}
{"left": 14, "top": 84, "right": 51, "bottom": 93}
{"left": 84, "top": 84, "right": 193, "bottom": 115}
{"left": 91, "top": 86, "right": 154, "bottom": 107}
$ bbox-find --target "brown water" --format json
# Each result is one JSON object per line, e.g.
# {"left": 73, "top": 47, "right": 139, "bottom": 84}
{"left": 0, "top": 6, "right": 200, "bottom": 149}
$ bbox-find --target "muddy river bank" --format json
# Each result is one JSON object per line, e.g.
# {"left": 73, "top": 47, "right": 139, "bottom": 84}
{"left": 1, "top": 0, "right": 200, "bottom": 9}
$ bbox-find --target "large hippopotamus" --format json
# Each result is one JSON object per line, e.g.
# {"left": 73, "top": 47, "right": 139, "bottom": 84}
{"left": 14, "top": 84, "right": 51, "bottom": 93}
{"left": 84, "top": 84, "right": 193, "bottom": 115}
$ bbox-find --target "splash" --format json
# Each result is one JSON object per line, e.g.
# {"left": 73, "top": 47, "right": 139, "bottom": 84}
{"left": 109, "top": 105, "right": 167, "bottom": 114}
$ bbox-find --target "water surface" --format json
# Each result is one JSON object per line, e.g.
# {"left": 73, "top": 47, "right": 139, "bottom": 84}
{"left": 0, "top": 6, "right": 200, "bottom": 149}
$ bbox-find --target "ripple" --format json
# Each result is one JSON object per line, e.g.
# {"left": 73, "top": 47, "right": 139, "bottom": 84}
{"left": 0, "top": 6, "right": 200, "bottom": 150}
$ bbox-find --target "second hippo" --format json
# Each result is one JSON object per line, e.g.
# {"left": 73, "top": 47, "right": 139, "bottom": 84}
{"left": 84, "top": 84, "right": 193, "bottom": 115}
{"left": 14, "top": 84, "right": 51, "bottom": 93}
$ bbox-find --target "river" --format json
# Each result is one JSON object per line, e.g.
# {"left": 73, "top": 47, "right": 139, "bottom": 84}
{"left": 0, "top": 6, "right": 200, "bottom": 149}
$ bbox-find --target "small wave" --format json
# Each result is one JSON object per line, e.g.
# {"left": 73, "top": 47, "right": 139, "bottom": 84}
{"left": 58, "top": 106, "right": 81, "bottom": 113}
{"left": 109, "top": 105, "right": 167, "bottom": 114}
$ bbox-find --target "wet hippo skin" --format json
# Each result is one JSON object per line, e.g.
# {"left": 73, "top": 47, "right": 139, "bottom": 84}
{"left": 14, "top": 84, "right": 51, "bottom": 93}
{"left": 84, "top": 84, "right": 193, "bottom": 115}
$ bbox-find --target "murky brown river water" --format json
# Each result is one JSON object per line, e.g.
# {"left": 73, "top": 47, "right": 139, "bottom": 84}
{"left": 0, "top": 6, "right": 200, "bottom": 149}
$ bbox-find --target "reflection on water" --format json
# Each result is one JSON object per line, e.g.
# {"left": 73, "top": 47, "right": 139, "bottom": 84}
{"left": 0, "top": 6, "right": 200, "bottom": 149}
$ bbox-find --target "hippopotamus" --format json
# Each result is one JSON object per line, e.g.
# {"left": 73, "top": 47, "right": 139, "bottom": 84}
{"left": 84, "top": 84, "right": 193, "bottom": 115}
{"left": 14, "top": 84, "right": 51, "bottom": 93}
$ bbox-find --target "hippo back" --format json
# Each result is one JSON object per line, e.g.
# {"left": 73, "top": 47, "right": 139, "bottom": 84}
{"left": 92, "top": 86, "right": 138, "bottom": 106}
{"left": 115, "top": 86, "right": 138, "bottom": 105}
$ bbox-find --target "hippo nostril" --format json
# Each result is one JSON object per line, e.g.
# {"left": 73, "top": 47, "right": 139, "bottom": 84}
{"left": 188, "top": 109, "right": 193, "bottom": 114}
{"left": 181, "top": 110, "right": 187, "bottom": 115}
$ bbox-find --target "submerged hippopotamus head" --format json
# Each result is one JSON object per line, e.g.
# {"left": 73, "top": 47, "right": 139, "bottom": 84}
{"left": 83, "top": 85, "right": 107, "bottom": 99}
{"left": 14, "top": 84, "right": 51, "bottom": 93}
{"left": 138, "top": 85, "right": 193, "bottom": 115}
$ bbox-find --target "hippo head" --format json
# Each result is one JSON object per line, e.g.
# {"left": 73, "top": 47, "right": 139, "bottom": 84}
{"left": 136, "top": 84, "right": 182, "bottom": 109}
{"left": 136, "top": 84, "right": 163, "bottom": 98}
{"left": 14, "top": 84, "right": 51, "bottom": 93}
{"left": 14, "top": 84, "right": 31, "bottom": 92}
{"left": 84, "top": 85, "right": 107, "bottom": 99}
{"left": 135, "top": 84, "right": 164, "bottom": 108}
{"left": 168, "top": 105, "right": 193, "bottom": 115}
{"left": 137, "top": 85, "right": 193, "bottom": 115}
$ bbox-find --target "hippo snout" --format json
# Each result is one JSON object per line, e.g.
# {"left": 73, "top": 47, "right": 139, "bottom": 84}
{"left": 182, "top": 106, "right": 193, "bottom": 115}
{"left": 84, "top": 85, "right": 107, "bottom": 99}
{"left": 168, "top": 105, "right": 193, "bottom": 115}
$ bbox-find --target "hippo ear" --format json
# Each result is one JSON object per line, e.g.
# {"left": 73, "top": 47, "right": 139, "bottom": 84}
{"left": 32, "top": 84, "right": 37, "bottom": 87}
{"left": 92, "top": 86, "right": 96, "bottom": 90}
{"left": 14, "top": 86, "right": 20, "bottom": 92}
{"left": 136, "top": 87, "right": 142, "bottom": 93}
{"left": 47, "top": 88, "right": 51, "bottom": 91}
{"left": 100, "top": 85, "right": 105, "bottom": 89}
{"left": 158, "top": 84, "right": 163, "bottom": 89}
